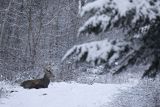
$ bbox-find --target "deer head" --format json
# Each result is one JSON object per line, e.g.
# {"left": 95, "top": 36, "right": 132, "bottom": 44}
{"left": 43, "top": 63, "right": 55, "bottom": 80}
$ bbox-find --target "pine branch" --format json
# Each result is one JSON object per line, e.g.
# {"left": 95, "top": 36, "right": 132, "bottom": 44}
{"left": 111, "top": 50, "right": 135, "bottom": 75}
{"left": 142, "top": 54, "right": 160, "bottom": 78}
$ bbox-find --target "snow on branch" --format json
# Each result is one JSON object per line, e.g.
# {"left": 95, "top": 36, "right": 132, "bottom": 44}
{"left": 78, "top": 0, "right": 160, "bottom": 34}
{"left": 78, "top": 15, "right": 110, "bottom": 34}
{"left": 62, "top": 39, "right": 129, "bottom": 65}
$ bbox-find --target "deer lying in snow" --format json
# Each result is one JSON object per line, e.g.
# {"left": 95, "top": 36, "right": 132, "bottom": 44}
{"left": 20, "top": 64, "right": 54, "bottom": 89}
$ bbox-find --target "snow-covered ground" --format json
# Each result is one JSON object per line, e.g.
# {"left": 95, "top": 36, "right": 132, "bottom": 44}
{"left": 0, "top": 81, "right": 138, "bottom": 107}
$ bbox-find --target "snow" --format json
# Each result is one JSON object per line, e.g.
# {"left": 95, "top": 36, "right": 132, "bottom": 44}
{"left": 0, "top": 81, "right": 138, "bottom": 107}
{"left": 78, "top": 15, "right": 110, "bottom": 34}
{"left": 62, "top": 39, "right": 128, "bottom": 65}
{"left": 80, "top": 0, "right": 160, "bottom": 18}
{"left": 80, "top": 0, "right": 132, "bottom": 16}
{"left": 78, "top": 0, "right": 160, "bottom": 34}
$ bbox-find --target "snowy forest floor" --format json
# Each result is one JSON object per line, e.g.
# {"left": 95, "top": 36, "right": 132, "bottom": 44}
{"left": 0, "top": 81, "right": 138, "bottom": 107}
{"left": 108, "top": 79, "right": 160, "bottom": 107}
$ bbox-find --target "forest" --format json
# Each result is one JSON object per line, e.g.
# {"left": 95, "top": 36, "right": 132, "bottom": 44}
{"left": 0, "top": 0, "right": 160, "bottom": 107}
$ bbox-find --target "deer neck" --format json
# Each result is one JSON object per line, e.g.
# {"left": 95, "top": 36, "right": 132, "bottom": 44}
{"left": 43, "top": 74, "right": 50, "bottom": 82}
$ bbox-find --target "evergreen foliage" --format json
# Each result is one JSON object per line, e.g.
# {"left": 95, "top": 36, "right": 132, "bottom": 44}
{"left": 63, "top": 0, "right": 160, "bottom": 78}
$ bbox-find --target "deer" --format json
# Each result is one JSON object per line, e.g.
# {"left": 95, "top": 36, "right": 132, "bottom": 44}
{"left": 20, "top": 64, "right": 55, "bottom": 89}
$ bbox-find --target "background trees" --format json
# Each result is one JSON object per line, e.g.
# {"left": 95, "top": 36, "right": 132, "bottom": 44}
{"left": 0, "top": 0, "right": 80, "bottom": 81}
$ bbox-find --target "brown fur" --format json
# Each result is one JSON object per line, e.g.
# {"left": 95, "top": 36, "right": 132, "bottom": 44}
{"left": 20, "top": 65, "right": 54, "bottom": 89}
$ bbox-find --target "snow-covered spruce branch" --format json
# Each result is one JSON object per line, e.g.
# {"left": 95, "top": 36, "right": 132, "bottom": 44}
{"left": 110, "top": 50, "right": 135, "bottom": 74}
{"left": 78, "top": 0, "right": 160, "bottom": 34}
{"left": 62, "top": 39, "right": 129, "bottom": 65}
